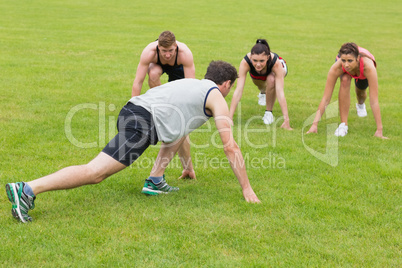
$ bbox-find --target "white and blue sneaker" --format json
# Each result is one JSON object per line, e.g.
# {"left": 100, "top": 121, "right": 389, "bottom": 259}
{"left": 6, "top": 182, "right": 36, "bottom": 223}
{"left": 141, "top": 175, "right": 179, "bottom": 196}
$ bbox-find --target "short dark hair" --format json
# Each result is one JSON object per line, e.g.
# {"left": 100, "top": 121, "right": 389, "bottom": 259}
{"left": 251, "top": 39, "right": 270, "bottom": 55}
{"left": 204, "top": 61, "right": 238, "bottom": 85}
{"left": 339, "top": 42, "right": 359, "bottom": 58}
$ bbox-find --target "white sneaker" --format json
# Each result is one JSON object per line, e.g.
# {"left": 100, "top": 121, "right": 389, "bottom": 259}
{"left": 334, "top": 123, "right": 348, "bottom": 137}
{"left": 258, "top": 93, "right": 266, "bottom": 106}
{"left": 356, "top": 103, "right": 367, "bottom": 117}
{"left": 262, "top": 111, "right": 274, "bottom": 125}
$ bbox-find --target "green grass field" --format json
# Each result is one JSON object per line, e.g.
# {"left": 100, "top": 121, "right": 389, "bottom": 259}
{"left": 1, "top": 0, "right": 401, "bottom": 266}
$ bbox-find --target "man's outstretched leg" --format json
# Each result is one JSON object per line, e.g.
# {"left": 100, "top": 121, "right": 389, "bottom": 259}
{"left": 5, "top": 152, "right": 126, "bottom": 223}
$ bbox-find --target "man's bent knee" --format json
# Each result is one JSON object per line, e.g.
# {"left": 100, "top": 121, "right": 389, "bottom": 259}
{"left": 148, "top": 64, "right": 163, "bottom": 87}
{"left": 85, "top": 164, "right": 109, "bottom": 184}
{"left": 86, "top": 152, "right": 126, "bottom": 184}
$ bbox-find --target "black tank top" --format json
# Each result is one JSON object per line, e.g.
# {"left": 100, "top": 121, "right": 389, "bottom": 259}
{"left": 156, "top": 46, "right": 181, "bottom": 70}
{"left": 244, "top": 53, "right": 279, "bottom": 81}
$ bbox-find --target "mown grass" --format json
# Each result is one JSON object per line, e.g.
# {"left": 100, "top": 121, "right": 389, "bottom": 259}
{"left": 0, "top": 0, "right": 401, "bottom": 267}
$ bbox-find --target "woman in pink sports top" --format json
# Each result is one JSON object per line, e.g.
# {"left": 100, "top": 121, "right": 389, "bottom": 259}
{"left": 307, "top": 42, "right": 387, "bottom": 139}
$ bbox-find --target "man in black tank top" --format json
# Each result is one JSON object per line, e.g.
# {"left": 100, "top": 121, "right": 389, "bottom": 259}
{"left": 156, "top": 46, "right": 184, "bottom": 82}
{"left": 131, "top": 31, "right": 195, "bottom": 97}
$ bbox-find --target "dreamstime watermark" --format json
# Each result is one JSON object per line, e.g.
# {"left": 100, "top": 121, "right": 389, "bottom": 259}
{"left": 64, "top": 101, "right": 340, "bottom": 167}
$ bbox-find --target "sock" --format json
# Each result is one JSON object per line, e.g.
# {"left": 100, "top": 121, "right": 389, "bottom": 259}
{"left": 23, "top": 182, "right": 35, "bottom": 197}
{"left": 149, "top": 176, "right": 163, "bottom": 184}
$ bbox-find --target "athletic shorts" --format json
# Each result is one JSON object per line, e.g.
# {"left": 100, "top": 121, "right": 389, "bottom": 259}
{"left": 102, "top": 102, "right": 158, "bottom": 166}
{"left": 355, "top": 78, "right": 369, "bottom": 90}
{"left": 280, "top": 59, "right": 288, "bottom": 77}
{"left": 162, "top": 65, "right": 184, "bottom": 82}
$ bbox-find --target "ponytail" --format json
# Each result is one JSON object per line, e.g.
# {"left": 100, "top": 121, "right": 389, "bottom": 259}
{"left": 251, "top": 39, "right": 270, "bottom": 55}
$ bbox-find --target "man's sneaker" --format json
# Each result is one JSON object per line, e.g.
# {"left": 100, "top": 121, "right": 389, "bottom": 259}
{"left": 356, "top": 103, "right": 367, "bottom": 117}
{"left": 258, "top": 93, "right": 266, "bottom": 106}
{"left": 141, "top": 175, "right": 179, "bottom": 196}
{"left": 5, "top": 182, "right": 35, "bottom": 223}
{"left": 262, "top": 111, "right": 274, "bottom": 125}
{"left": 334, "top": 123, "right": 348, "bottom": 137}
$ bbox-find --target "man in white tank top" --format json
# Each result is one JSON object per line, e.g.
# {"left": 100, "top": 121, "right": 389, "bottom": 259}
{"left": 6, "top": 61, "right": 260, "bottom": 223}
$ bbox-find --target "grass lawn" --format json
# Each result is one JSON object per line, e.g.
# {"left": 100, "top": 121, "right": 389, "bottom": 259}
{"left": 0, "top": 0, "right": 401, "bottom": 267}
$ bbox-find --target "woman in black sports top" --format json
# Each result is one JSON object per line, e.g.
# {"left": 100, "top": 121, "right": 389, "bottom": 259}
{"left": 229, "top": 39, "right": 292, "bottom": 130}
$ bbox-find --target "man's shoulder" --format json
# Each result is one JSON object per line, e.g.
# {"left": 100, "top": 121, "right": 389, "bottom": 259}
{"left": 140, "top": 42, "right": 158, "bottom": 63}
{"left": 143, "top": 41, "right": 158, "bottom": 53}
{"left": 176, "top": 78, "right": 212, "bottom": 84}
{"left": 177, "top": 41, "right": 193, "bottom": 54}
{"left": 200, "top": 78, "right": 218, "bottom": 87}
{"left": 174, "top": 78, "right": 217, "bottom": 89}
{"left": 176, "top": 40, "right": 189, "bottom": 47}
{"left": 177, "top": 50, "right": 194, "bottom": 67}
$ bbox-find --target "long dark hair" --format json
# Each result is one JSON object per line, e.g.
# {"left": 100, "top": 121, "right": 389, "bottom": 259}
{"left": 251, "top": 39, "right": 271, "bottom": 67}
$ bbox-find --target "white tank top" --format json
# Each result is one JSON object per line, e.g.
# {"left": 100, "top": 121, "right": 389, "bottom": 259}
{"left": 129, "top": 79, "right": 219, "bottom": 143}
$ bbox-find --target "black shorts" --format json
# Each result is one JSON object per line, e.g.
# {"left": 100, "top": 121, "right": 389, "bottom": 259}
{"left": 162, "top": 65, "right": 184, "bottom": 82}
{"left": 102, "top": 103, "right": 158, "bottom": 166}
{"left": 355, "top": 78, "right": 369, "bottom": 90}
